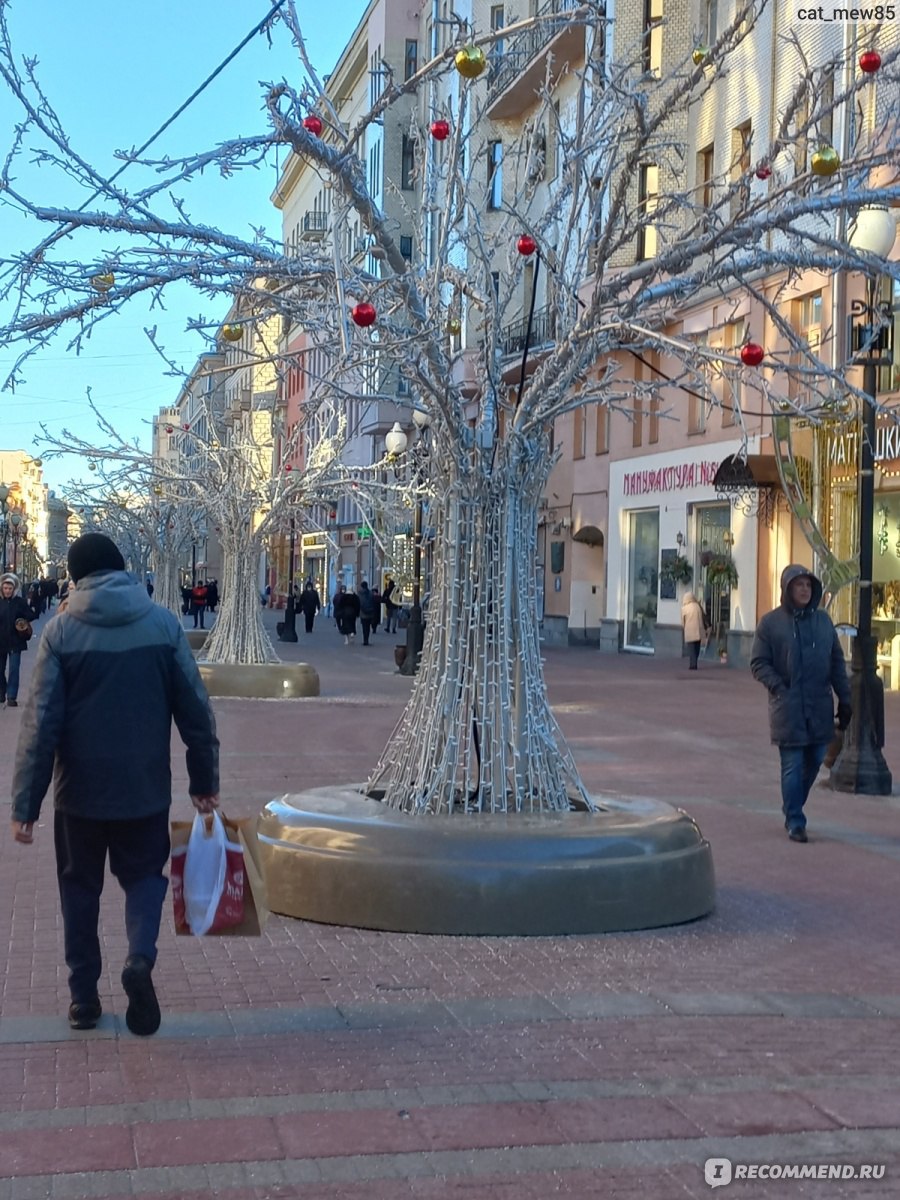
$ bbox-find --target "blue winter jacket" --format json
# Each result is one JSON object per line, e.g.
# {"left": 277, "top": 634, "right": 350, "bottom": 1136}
{"left": 11, "top": 570, "right": 219, "bottom": 824}
{"left": 750, "top": 564, "right": 850, "bottom": 747}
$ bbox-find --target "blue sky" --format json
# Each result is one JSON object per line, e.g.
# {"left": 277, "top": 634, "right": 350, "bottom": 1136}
{"left": 0, "top": 0, "right": 366, "bottom": 492}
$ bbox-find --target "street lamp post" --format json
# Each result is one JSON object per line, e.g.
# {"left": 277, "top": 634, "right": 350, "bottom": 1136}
{"left": 0, "top": 484, "right": 9, "bottom": 570}
{"left": 832, "top": 207, "right": 896, "bottom": 796}
{"left": 9, "top": 514, "right": 24, "bottom": 574}
{"left": 400, "top": 410, "right": 431, "bottom": 676}
{"left": 279, "top": 519, "right": 298, "bottom": 642}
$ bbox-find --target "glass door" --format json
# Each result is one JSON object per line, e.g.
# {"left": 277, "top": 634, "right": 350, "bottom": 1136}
{"left": 625, "top": 509, "right": 659, "bottom": 651}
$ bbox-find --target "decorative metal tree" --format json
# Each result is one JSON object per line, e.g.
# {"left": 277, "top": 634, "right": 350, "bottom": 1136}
{"left": 1, "top": 0, "right": 899, "bottom": 822}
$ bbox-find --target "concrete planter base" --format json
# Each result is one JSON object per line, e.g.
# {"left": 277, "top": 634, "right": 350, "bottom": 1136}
{"left": 185, "top": 630, "right": 209, "bottom": 651}
{"left": 258, "top": 786, "right": 715, "bottom": 935}
{"left": 198, "top": 662, "right": 320, "bottom": 699}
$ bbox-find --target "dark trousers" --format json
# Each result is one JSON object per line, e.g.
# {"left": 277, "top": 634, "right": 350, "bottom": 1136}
{"left": 686, "top": 640, "right": 701, "bottom": 670}
{"left": 361, "top": 617, "right": 375, "bottom": 645}
{"left": 192, "top": 604, "right": 205, "bottom": 629}
{"left": 54, "top": 810, "right": 170, "bottom": 1003}
{"left": 304, "top": 611, "right": 315, "bottom": 633}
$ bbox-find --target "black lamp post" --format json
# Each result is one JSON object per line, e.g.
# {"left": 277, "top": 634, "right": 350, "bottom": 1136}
{"left": 832, "top": 207, "right": 896, "bottom": 796}
{"left": 9, "top": 514, "right": 24, "bottom": 574}
{"left": 279, "top": 519, "right": 298, "bottom": 642}
{"left": 0, "top": 483, "right": 9, "bottom": 570}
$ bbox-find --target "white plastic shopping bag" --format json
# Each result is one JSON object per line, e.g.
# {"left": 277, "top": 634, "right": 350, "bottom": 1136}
{"left": 181, "top": 812, "right": 228, "bottom": 936}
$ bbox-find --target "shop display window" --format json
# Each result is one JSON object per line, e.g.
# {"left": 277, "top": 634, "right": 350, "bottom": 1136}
{"left": 625, "top": 508, "right": 659, "bottom": 651}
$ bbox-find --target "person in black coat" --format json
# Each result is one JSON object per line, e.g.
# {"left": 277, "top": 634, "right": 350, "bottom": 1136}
{"left": 298, "top": 581, "right": 321, "bottom": 633}
{"left": 751, "top": 564, "right": 851, "bottom": 843}
{"left": 334, "top": 584, "right": 360, "bottom": 645}
{"left": 358, "top": 581, "right": 379, "bottom": 645}
{"left": 0, "top": 573, "right": 33, "bottom": 707}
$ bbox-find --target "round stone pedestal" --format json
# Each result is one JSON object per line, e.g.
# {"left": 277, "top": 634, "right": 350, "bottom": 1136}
{"left": 185, "top": 630, "right": 208, "bottom": 651}
{"left": 198, "top": 662, "right": 320, "bottom": 699}
{"left": 258, "top": 787, "right": 715, "bottom": 935}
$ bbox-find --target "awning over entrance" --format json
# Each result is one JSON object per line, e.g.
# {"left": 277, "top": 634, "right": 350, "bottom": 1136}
{"left": 713, "top": 454, "right": 784, "bottom": 522}
{"left": 713, "top": 454, "right": 782, "bottom": 491}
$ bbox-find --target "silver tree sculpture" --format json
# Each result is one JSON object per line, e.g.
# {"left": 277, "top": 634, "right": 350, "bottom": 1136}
{"left": 2, "top": 1, "right": 899, "bottom": 813}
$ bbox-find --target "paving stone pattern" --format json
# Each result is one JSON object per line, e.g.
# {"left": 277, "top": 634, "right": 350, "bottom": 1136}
{"left": 2, "top": 608, "right": 899, "bottom": 1198}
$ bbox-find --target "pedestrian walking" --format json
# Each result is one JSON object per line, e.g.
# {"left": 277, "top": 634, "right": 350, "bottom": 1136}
{"left": 334, "top": 584, "right": 360, "bottom": 645}
{"left": 0, "top": 573, "right": 33, "bottom": 708}
{"left": 205, "top": 579, "right": 219, "bottom": 613}
{"left": 190, "top": 580, "right": 208, "bottom": 629}
{"left": 358, "top": 581, "right": 378, "bottom": 645}
{"left": 10, "top": 533, "right": 219, "bottom": 1035}
{"left": 680, "top": 591, "right": 708, "bottom": 671}
{"left": 750, "top": 564, "right": 851, "bottom": 843}
{"left": 298, "top": 580, "right": 321, "bottom": 633}
{"left": 370, "top": 586, "right": 382, "bottom": 633}
{"left": 382, "top": 575, "right": 398, "bottom": 634}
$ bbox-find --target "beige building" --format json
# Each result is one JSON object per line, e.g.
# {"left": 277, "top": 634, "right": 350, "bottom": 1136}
{"left": 0, "top": 450, "right": 50, "bottom": 577}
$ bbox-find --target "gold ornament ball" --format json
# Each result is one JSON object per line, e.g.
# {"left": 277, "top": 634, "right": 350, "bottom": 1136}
{"left": 222, "top": 323, "right": 243, "bottom": 342}
{"left": 448, "top": 317, "right": 462, "bottom": 335}
{"left": 91, "top": 272, "right": 115, "bottom": 292}
{"left": 811, "top": 145, "right": 840, "bottom": 177}
{"left": 455, "top": 46, "right": 487, "bottom": 78}
{"left": 152, "top": 485, "right": 163, "bottom": 496}
{"left": 691, "top": 45, "right": 708, "bottom": 66}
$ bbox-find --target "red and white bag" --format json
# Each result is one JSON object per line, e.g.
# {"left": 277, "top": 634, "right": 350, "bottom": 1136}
{"left": 171, "top": 812, "right": 245, "bottom": 936}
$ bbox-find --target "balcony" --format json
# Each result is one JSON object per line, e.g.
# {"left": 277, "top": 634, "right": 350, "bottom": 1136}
{"left": 486, "top": 0, "right": 587, "bottom": 121}
{"left": 500, "top": 305, "right": 557, "bottom": 358}
{"left": 300, "top": 211, "right": 329, "bottom": 240}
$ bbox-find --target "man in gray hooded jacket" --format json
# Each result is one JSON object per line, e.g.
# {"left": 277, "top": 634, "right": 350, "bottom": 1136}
{"left": 10, "top": 533, "right": 219, "bottom": 1034}
{"left": 751, "top": 564, "right": 851, "bottom": 842}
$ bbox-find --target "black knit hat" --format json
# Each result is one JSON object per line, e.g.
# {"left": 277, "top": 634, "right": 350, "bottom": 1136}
{"left": 67, "top": 533, "right": 125, "bottom": 583}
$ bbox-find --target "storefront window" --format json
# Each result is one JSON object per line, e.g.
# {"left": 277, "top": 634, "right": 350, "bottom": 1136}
{"left": 696, "top": 503, "right": 733, "bottom": 656}
{"left": 625, "top": 509, "right": 659, "bottom": 651}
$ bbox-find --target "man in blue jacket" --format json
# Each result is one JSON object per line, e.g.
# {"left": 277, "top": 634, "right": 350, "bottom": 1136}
{"left": 751, "top": 564, "right": 851, "bottom": 843}
{"left": 10, "top": 533, "right": 220, "bottom": 1034}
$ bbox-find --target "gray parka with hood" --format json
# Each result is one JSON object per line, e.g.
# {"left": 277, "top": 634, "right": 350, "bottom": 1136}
{"left": 12, "top": 569, "right": 218, "bottom": 824}
{"left": 750, "top": 564, "right": 850, "bottom": 747}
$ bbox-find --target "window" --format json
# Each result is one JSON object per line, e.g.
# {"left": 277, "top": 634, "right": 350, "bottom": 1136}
{"left": 637, "top": 163, "right": 658, "bottom": 260}
{"left": 730, "top": 122, "right": 751, "bottom": 217}
{"left": 574, "top": 406, "right": 586, "bottom": 459}
{"left": 790, "top": 292, "right": 822, "bottom": 408}
{"left": 596, "top": 403, "right": 609, "bottom": 454}
{"left": 697, "top": 144, "right": 714, "bottom": 210}
{"left": 404, "top": 39, "right": 418, "bottom": 81}
{"left": 721, "top": 319, "right": 744, "bottom": 426}
{"left": 689, "top": 338, "right": 712, "bottom": 434}
{"left": 400, "top": 235, "right": 413, "bottom": 260}
{"left": 703, "top": 0, "right": 717, "bottom": 45}
{"left": 401, "top": 135, "right": 416, "bottom": 191}
{"left": 632, "top": 395, "right": 644, "bottom": 448}
{"left": 369, "top": 46, "right": 384, "bottom": 107}
{"left": 818, "top": 70, "right": 835, "bottom": 156}
{"left": 487, "top": 140, "right": 503, "bottom": 209}
{"left": 794, "top": 93, "right": 809, "bottom": 177}
{"left": 643, "top": 0, "right": 663, "bottom": 74}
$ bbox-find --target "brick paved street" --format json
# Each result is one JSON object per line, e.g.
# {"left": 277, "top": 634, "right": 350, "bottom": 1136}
{"left": 2, "top": 606, "right": 900, "bottom": 1198}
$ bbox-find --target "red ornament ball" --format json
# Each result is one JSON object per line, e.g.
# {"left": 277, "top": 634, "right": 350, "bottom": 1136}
{"left": 303, "top": 114, "right": 323, "bottom": 136}
{"left": 740, "top": 342, "right": 765, "bottom": 367}
{"left": 859, "top": 49, "right": 881, "bottom": 73}
{"left": 430, "top": 120, "right": 450, "bottom": 141}
{"left": 517, "top": 234, "right": 537, "bottom": 256}
{"left": 165, "top": 425, "right": 173, "bottom": 434}
{"left": 329, "top": 509, "right": 337, "bottom": 520}
{"left": 351, "top": 302, "right": 377, "bottom": 328}
{"left": 285, "top": 463, "right": 293, "bottom": 472}
{"left": 755, "top": 164, "right": 772, "bottom": 180}
{"left": 182, "top": 423, "right": 190, "bottom": 431}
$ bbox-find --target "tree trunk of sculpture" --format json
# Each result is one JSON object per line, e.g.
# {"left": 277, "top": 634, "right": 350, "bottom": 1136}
{"left": 200, "top": 538, "right": 279, "bottom": 665}
{"left": 367, "top": 456, "right": 596, "bottom": 815}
